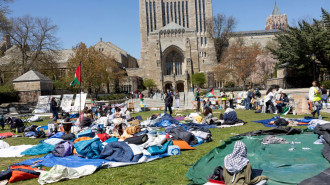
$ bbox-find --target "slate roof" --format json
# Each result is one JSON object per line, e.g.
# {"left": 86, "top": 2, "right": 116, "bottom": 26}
{"left": 272, "top": 2, "right": 282, "bottom": 15}
{"left": 13, "top": 70, "right": 52, "bottom": 82}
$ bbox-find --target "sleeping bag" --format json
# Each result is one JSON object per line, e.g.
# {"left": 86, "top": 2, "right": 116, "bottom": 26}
{"left": 99, "top": 141, "right": 134, "bottom": 162}
{"left": 52, "top": 141, "right": 74, "bottom": 157}
{"left": 74, "top": 138, "right": 103, "bottom": 159}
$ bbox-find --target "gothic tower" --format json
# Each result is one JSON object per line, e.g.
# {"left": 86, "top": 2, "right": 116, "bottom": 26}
{"left": 265, "top": 1, "right": 289, "bottom": 30}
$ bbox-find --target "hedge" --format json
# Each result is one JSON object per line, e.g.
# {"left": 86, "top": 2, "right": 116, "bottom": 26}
{"left": 0, "top": 92, "right": 20, "bottom": 104}
{"left": 97, "top": 94, "right": 126, "bottom": 101}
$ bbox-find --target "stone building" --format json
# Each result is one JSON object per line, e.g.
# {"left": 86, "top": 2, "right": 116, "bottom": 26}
{"left": 265, "top": 2, "right": 289, "bottom": 30}
{"left": 13, "top": 70, "right": 53, "bottom": 103}
{"left": 128, "top": 0, "right": 217, "bottom": 92}
{"left": 230, "top": 2, "right": 288, "bottom": 47}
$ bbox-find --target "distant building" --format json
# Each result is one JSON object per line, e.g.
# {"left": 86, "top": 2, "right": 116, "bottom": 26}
{"left": 265, "top": 2, "right": 289, "bottom": 30}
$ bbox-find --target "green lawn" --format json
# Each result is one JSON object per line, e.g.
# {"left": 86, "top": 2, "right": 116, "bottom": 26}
{"left": 1, "top": 110, "right": 329, "bottom": 185}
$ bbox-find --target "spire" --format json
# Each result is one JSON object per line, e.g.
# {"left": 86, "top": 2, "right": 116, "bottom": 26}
{"left": 272, "top": 0, "right": 281, "bottom": 15}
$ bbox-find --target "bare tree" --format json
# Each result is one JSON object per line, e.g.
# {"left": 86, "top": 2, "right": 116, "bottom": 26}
{"left": 4, "top": 15, "right": 60, "bottom": 73}
{"left": 206, "top": 14, "right": 237, "bottom": 62}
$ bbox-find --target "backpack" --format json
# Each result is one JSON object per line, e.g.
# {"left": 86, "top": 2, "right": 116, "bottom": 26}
{"left": 207, "top": 166, "right": 225, "bottom": 182}
{"left": 274, "top": 118, "right": 289, "bottom": 127}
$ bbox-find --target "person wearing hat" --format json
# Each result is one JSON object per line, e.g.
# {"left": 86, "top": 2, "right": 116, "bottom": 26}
{"left": 223, "top": 141, "right": 268, "bottom": 185}
{"left": 276, "top": 92, "right": 289, "bottom": 114}
{"left": 255, "top": 88, "right": 261, "bottom": 98}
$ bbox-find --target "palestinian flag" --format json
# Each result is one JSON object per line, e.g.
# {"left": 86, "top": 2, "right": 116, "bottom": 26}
{"left": 210, "top": 88, "right": 215, "bottom": 96}
{"left": 70, "top": 64, "right": 81, "bottom": 87}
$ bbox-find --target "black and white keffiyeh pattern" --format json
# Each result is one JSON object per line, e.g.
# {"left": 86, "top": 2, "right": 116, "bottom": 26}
{"left": 224, "top": 141, "right": 249, "bottom": 182}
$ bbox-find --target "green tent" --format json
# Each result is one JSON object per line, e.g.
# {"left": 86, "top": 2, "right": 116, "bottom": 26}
{"left": 186, "top": 134, "right": 330, "bottom": 185}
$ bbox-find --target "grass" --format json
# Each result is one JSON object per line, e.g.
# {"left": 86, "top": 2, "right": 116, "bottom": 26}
{"left": 1, "top": 110, "right": 330, "bottom": 185}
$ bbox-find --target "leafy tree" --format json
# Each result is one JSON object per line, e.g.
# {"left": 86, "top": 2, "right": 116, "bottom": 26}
{"left": 143, "top": 78, "right": 156, "bottom": 89}
{"left": 207, "top": 14, "right": 237, "bottom": 62}
{"left": 191, "top": 73, "right": 206, "bottom": 88}
{"left": 215, "top": 38, "right": 261, "bottom": 88}
{"left": 268, "top": 8, "right": 330, "bottom": 86}
{"left": 67, "top": 43, "right": 126, "bottom": 95}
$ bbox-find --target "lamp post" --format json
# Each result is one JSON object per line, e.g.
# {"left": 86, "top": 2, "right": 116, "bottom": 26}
{"left": 311, "top": 54, "right": 316, "bottom": 81}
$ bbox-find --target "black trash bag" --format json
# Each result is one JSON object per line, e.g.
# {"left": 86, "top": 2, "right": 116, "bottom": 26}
{"left": 274, "top": 118, "right": 289, "bottom": 127}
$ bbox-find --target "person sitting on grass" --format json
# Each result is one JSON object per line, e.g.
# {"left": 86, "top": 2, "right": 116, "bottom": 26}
{"left": 108, "top": 107, "right": 126, "bottom": 124}
{"left": 276, "top": 93, "right": 289, "bottom": 113}
{"left": 223, "top": 141, "right": 268, "bottom": 185}
{"left": 202, "top": 107, "right": 214, "bottom": 124}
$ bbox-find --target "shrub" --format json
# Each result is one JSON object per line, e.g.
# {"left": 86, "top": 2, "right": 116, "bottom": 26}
{"left": 0, "top": 92, "right": 20, "bottom": 104}
{"left": 0, "top": 84, "right": 15, "bottom": 93}
{"left": 97, "top": 94, "right": 126, "bottom": 101}
{"left": 321, "top": 80, "right": 330, "bottom": 89}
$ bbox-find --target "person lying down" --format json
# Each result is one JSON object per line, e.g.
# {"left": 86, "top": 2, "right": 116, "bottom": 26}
{"left": 223, "top": 141, "right": 268, "bottom": 185}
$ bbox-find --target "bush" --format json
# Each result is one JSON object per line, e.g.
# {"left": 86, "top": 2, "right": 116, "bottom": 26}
{"left": 199, "top": 90, "right": 209, "bottom": 96}
{"left": 0, "top": 84, "right": 15, "bottom": 93}
{"left": 53, "top": 80, "right": 69, "bottom": 90}
{"left": 321, "top": 80, "right": 330, "bottom": 89}
{"left": 0, "top": 92, "right": 20, "bottom": 104}
{"left": 97, "top": 94, "right": 126, "bottom": 101}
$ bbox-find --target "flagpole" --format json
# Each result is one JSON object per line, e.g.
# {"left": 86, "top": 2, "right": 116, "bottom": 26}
{"left": 79, "top": 61, "right": 82, "bottom": 116}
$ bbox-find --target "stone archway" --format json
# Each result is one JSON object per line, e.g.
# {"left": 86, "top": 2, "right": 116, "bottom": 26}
{"left": 164, "top": 82, "right": 173, "bottom": 91}
{"left": 162, "top": 46, "right": 184, "bottom": 76}
{"left": 176, "top": 82, "right": 184, "bottom": 92}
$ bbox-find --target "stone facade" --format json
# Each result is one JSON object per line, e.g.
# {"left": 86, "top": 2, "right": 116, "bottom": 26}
{"left": 133, "top": 0, "right": 217, "bottom": 92}
{"left": 265, "top": 2, "right": 289, "bottom": 30}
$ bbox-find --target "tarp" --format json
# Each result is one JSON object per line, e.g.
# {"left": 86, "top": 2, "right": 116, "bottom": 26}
{"left": 252, "top": 116, "right": 304, "bottom": 127}
{"left": 17, "top": 154, "right": 109, "bottom": 168}
{"left": 186, "top": 134, "right": 330, "bottom": 185}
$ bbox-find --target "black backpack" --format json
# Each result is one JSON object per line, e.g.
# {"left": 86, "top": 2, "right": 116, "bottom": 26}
{"left": 207, "top": 166, "right": 224, "bottom": 181}
{"left": 274, "top": 118, "right": 289, "bottom": 127}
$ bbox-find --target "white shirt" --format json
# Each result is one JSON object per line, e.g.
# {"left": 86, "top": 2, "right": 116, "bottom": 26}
{"left": 309, "top": 86, "right": 319, "bottom": 101}
{"left": 274, "top": 88, "right": 284, "bottom": 101}
{"left": 264, "top": 92, "right": 274, "bottom": 104}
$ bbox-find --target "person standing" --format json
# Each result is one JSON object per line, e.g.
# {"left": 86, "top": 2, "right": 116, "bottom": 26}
{"left": 228, "top": 90, "right": 235, "bottom": 109}
{"left": 161, "top": 89, "right": 164, "bottom": 100}
{"left": 320, "top": 85, "right": 328, "bottom": 110}
{"left": 220, "top": 89, "right": 227, "bottom": 110}
{"left": 246, "top": 89, "right": 255, "bottom": 110}
{"left": 164, "top": 92, "right": 173, "bottom": 115}
{"left": 50, "top": 97, "right": 59, "bottom": 131}
{"left": 309, "top": 81, "right": 322, "bottom": 118}
{"left": 195, "top": 88, "right": 201, "bottom": 112}
{"left": 175, "top": 90, "right": 180, "bottom": 108}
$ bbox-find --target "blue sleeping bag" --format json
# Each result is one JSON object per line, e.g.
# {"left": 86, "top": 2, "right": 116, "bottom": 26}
{"left": 147, "top": 140, "right": 173, "bottom": 155}
{"left": 74, "top": 138, "right": 103, "bottom": 159}
{"left": 99, "top": 141, "right": 134, "bottom": 162}
{"left": 21, "top": 143, "right": 55, "bottom": 156}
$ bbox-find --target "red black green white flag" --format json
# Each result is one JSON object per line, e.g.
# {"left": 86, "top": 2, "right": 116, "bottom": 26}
{"left": 70, "top": 64, "right": 81, "bottom": 87}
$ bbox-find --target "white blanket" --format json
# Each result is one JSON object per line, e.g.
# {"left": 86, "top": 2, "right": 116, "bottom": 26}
{"left": 38, "top": 165, "right": 97, "bottom": 185}
{"left": 0, "top": 145, "right": 35, "bottom": 157}
{"left": 0, "top": 140, "right": 10, "bottom": 149}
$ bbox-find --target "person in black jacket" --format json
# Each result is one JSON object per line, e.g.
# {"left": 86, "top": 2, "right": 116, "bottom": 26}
{"left": 164, "top": 92, "right": 173, "bottom": 115}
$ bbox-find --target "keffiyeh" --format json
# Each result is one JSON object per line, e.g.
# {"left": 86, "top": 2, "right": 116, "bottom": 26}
{"left": 224, "top": 141, "right": 249, "bottom": 182}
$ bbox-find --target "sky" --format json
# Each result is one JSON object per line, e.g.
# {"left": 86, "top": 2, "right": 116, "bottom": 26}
{"left": 8, "top": 0, "right": 330, "bottom": 59}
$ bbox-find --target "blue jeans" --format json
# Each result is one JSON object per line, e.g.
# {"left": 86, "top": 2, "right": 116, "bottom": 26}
{"left": 52, "top": 111, "right": 58, "bottom": 121}
{"left": 245, "top": 98, "right": 251, "bottom": 110}
{"left": 164, "top": 105, "right": 172, "bottom": 115}
{"left": 321, "top": 95, "right": 328, "bottom": 109}
{"left": 161, "top": 94, "right": 164, "bottom": 100}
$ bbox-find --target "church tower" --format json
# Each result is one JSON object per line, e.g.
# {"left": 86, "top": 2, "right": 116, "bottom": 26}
{"left": 265, "top": 1, "right": 289, "bottom": 30}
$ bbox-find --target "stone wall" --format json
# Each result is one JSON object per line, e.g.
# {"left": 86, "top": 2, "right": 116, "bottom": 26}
{"left": 18, "top": 91, "right": 41, "bottom": 103}
{"left": 13, "top": 81, "right": 41, "bottom": 91}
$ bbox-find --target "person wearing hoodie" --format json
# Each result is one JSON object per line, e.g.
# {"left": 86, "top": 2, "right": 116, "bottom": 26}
{"left": 223, "top": 141, "right": 268, "bottom": 185}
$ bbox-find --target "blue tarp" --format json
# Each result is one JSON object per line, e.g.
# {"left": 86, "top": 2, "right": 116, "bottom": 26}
{"left": 18, "top": 154, "right": 108, "bottom": 168}
{"left": 253, "top": 116, "right": 304, "bottom": 127}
